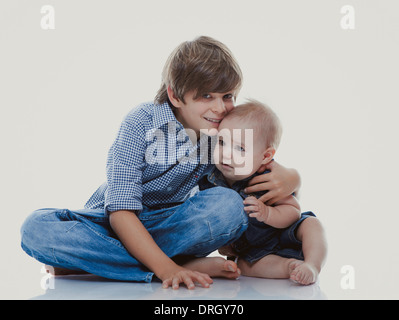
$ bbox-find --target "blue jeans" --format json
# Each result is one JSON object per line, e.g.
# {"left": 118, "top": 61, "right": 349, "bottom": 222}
{"left": 20, "top": 187, "right": 248, "bottom": 282}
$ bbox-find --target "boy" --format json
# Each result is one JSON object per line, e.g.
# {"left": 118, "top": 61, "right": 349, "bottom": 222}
{"left": 199, "top": 100, "right": 327, "bottom": 285}
{"left": 20, "top": 36, "right": 301, "bottom": 290}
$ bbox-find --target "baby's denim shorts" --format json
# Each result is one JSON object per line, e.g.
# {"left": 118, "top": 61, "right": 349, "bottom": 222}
{"left": 231, "top": 211, "right": 316, "bottom": 263}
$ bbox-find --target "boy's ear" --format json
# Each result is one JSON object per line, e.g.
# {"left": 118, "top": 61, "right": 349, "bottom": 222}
{"left": 167, "top": 86, "right": 184, "bottom": 108}
{"left": 261, "top": 147, "right": 276, "bottom": 165}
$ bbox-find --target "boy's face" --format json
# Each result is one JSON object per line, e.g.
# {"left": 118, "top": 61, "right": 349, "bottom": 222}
{"left": 170, "top": 90, "right": 235, "bottom": 137}
{"left": 214, "top": 117, "right": 274, "bottom": 183}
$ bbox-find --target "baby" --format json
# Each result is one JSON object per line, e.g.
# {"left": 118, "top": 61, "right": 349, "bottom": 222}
{"left": 199, "top": 100, "right": 327, "bottom": 285}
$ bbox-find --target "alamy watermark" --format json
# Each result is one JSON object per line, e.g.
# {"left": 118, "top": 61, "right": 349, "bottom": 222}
{"left": 39, "top": 5, "right": 355, "bottom": 31}
{"left": 40, "top": 265, "right": 55, "bottom": 290}
{"left": 144, "top": 123, "right": 254, "bottom": 175}
{"left": 340, "top": 5, "right": 355, "bottom": 30}
{"left": 40, "top": 5, "right": 55, "bottom": 30}
{"left": 340, "top": 265, "right": 355, "bottom": 290}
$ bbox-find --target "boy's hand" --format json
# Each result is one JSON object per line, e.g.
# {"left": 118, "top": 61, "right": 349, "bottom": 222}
{"left": 110, "top": 210, "right": 212, "bottom": 290}
{"left": 243, "top": 196, "right": 270, "bottom": 223}
{"left": 161, "top": 266, "right": 213, "bottom": 290}
{"left": 245, "top": 160, "right": 301, "bottom": 205}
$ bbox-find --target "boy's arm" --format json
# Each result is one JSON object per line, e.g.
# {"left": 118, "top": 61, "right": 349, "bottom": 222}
{"left": 106, "top": 118, "right": 211, "bottom": 289}
{"left": 245, "top": 160, "right": 301, "bottom": 205}
{"left": 244, "top": 195, "right": 301, "bottom": 229}
{"left": 109, "top": 210, "right": 212, "bottom": 289}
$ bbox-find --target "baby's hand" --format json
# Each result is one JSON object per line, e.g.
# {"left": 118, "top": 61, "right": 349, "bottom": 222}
{"left": 243, "top": 196, "right": 270, "bottom": 223}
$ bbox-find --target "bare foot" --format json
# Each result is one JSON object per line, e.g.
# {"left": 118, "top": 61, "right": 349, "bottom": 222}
{"left": 45, "top": 265, "right": 88, "bottom": 276}
{"left": 288, "top": 259, "right": 303, "bottom": 275}
{"left": 289, "top": 262, "right": 318, "bottom": 285}
{"left": 218, "top": 244, "right": 237, "bottom": 258}
{"left": 237, "top": 255, "right": 302, "bottom": 279}
{"left": 183, "top": 257, "right": 241, "bottom": 280}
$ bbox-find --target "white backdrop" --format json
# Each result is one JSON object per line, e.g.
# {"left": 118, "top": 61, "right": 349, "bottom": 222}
{"left": 1, "top": 0, "right": 399, "bottom": 299}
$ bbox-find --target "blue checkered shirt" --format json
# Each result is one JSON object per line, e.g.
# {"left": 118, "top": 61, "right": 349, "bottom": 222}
{"left": 84, "top": 101, "right": 214, "bottom": 214}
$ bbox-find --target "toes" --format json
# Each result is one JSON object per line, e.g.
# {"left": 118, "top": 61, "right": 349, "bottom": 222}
{"left": 224, "top": 260, "right": 237, "bottom": 272}
{"left": 289, "top": 264, "right": 317, "bottom": 285}
{"left": 222, "top": 260, "right": 241, "bottom": 279}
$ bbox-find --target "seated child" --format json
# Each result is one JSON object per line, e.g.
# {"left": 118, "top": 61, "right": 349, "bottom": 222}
{"left": 199, "top": 100, "right": 327, "bottom": 285}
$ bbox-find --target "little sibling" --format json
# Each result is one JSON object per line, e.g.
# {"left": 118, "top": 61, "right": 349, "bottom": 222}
{"left": 199, "top": 100, "right": 327, "bottom": 285}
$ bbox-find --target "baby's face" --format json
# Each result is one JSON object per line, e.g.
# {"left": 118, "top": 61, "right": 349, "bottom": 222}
{"left": 214, "top": 117, "right": 268, "bottom": 183}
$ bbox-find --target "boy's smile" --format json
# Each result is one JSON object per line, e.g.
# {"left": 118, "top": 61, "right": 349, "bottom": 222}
{"left": 203, "top": 116, "right": 223, "bottom": 125}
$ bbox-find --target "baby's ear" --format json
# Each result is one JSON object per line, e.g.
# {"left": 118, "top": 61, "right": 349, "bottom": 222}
{"left": 261, "top": 147, "right": 276, "bottom": 164}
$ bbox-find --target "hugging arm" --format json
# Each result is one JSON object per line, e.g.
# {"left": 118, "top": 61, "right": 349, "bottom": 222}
{"left": 245, "top": 160, "right": 301, "bottom": 205}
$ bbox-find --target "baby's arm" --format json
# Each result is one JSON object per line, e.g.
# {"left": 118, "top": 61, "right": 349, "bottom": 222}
{"left": 243, "top": 195, "right": 301, "bottom": 228}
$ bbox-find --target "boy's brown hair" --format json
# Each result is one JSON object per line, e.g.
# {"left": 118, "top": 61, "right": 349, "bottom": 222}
{"left": 226, "top": 99, "right": 283, "bottom": 149}
{"left": 155, "top": 36, "right": 243, "bottom": 105}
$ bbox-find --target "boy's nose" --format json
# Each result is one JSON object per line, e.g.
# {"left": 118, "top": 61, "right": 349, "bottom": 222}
{"left": 212, "top": 98, "right": 227, "bottom": 114}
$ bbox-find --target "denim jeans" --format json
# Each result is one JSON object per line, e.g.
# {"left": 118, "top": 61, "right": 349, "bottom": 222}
{"left": 20, "top": 187, "right": 248, "bottom": 282}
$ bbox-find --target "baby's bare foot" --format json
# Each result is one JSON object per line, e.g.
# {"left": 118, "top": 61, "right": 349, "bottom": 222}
{"left": 289, "top": 262, "right": 318, "bottom": 285}
{"left": 183, "top": 257, "right": 241, "bottom": 279}
{"left": 288, "top": 259, "right": 303, "bottom": 274}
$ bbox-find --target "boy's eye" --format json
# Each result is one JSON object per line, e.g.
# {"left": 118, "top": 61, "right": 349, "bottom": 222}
{"left": 202, "top": 94, "right": 212, "bottom": 99}
{"left": 223, "top": 94, "right": 233, "bottom": 100}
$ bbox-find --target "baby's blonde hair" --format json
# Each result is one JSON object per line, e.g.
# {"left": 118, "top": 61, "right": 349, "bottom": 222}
{"left": 225, "top": 100, "right": 282, "bottom": 149}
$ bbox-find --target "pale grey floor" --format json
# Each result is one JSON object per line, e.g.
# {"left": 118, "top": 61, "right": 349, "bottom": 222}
{"left": 31, "top": 274, "right": 326, "bottom": 300}
{"left": 5, "top": 242, "right": 396, "bottom": 300}
{"left": 6, "top": 248, "right": 398, "bottom": 300}
{"left": 4, "top": 251, "right": 326, "bottom": 300}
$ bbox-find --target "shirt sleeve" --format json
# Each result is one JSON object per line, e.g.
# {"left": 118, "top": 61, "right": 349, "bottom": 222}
{"left": 104, "top": 119, "right": 146, "bottom": 215}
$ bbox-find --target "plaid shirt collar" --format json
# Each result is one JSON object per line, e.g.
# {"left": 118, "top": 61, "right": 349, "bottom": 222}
{"left": 153, "top": 101, "right": 183, "bottom": 130}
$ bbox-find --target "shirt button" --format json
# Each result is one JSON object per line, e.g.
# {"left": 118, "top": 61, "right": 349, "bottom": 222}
{"left": 167, "top": 187, "right": 172, "bottom": 191}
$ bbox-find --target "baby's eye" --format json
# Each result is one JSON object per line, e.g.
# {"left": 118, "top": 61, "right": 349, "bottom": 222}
{"left": 218, "top": 139, "right": 225, "bottom": 146}
{"left": 235, "top": 145, "right": 245, "bottom": 152}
